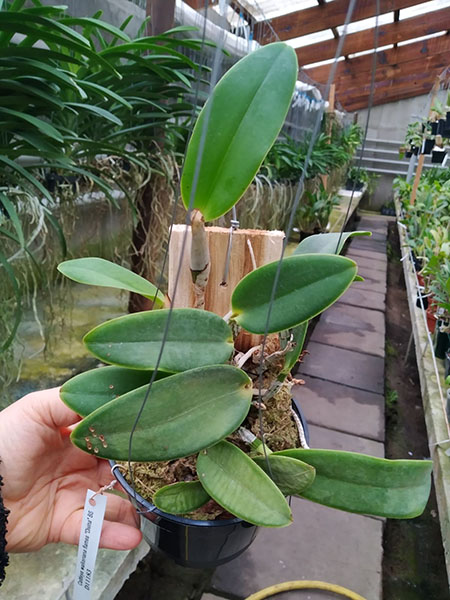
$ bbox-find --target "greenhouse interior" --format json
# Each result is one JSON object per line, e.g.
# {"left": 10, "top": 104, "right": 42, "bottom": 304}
{"left": 1, "top": 0, "right": 450, "bottom": 599}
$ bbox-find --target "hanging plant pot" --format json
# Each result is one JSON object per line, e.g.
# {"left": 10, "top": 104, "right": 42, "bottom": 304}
{"left": 422, "top": 138, "right": 434, "bottom": 154}
{"left": 430, "top": 121, "right": 438, "bottom": 135}
{"left": 405, "top": 150, "right": 412, "bottom": 158}
{"left": 111, "top": 400, "right": 309, "bottom": 568}
{"left": 431, "top": 149, "right": 446, "bottom": 164}
{"left": 112, "top": 463, "right": 259, "bottom": 568}
{"left": 412, "top": 145, "right": 419, "bottom": 155}
{"left": 446, "top": 110, "right": 450, "bottom": 127}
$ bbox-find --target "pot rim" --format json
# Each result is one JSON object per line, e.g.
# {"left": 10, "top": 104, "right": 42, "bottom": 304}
{"left": 109, "top": 459, "right": 245, "bottom": 528}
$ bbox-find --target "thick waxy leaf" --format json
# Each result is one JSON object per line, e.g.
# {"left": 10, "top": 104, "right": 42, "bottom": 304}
{"left": 60, "top": 366, "right": 171, "bottom": 416}
{"left": 231, "top": 254, "right": 357, "bottom": 334}
{"left": 71, "top": 365, "right": 252, "bottom": 461}
{"left": 253, "top": 455, "right": 315, "bottom": 496}
{"left": 181, "top": 43, "right": 297, "bottom": 220}
{"left": 293, "top": 231, "right": 371, "bottom": 256}
{"left": 58, "top": 258, "right": 165, "bottom": 307}
{"left": 84, "top": 308, "right": 234, "bottom": 371}
{"left": 279, "top": 321, "right": 308, "bottom": 380}
{"left": 276, "top": 449, "right": 433, "bottom": 519}
{"left": 197, "top": 441, "right": 292, "bottom": 527}
{"left": 153, "top": 481, "right": 211, "bottom": 514}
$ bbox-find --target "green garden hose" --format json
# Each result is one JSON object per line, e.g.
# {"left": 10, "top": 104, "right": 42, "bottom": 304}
{"left": 244, "top": 580, "right": 367, "bottom": 600}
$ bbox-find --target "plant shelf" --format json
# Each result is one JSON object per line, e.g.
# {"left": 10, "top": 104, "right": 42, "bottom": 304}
{"left": 395, "top": 197, "right": 450, "bottom": 586}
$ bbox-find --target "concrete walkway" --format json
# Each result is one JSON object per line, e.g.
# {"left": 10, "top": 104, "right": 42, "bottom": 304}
{"left": 202, "top": 215, "right": 388, "bottom": 600}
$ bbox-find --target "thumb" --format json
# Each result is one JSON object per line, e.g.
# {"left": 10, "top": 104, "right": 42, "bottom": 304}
{"left": 29, "top": 387, "right": 81, "bottom": 429}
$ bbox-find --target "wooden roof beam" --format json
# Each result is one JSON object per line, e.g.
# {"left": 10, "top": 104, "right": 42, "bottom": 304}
{"left": 303, "top": 34, "right": 450, "bottom": 83}
{"left": 296, "top": 6, "right": 450, "bottom": 66}
{"left": 183, "top": 0, "right": 212, "bottom": 9}
{"left": 342, "top": 72, "right": 440, "bottom": 111}
{"left": 337, "top": 50, "right": 450, "bottom": 91}
{"left": 254, "top": 0, "right": 429, "bottom": 43}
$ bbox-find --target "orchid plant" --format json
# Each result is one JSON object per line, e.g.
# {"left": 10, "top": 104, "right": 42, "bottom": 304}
{"left": 58, "top": 43, "right": 432, "bottom": 528}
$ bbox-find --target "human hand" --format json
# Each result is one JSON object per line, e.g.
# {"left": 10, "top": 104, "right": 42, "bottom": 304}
{"left": 0, "top": 387, "right": 142, "bottom": 553}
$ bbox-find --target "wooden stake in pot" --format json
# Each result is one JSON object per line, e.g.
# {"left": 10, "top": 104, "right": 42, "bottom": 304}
{"left": 190, "top": 209, "right": 210, "bottom": 310}
{"left": 168, "top": 225, "right": 284, "bottom": 321}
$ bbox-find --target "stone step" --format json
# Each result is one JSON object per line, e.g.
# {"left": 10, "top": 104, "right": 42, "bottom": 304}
{"left": 337, "top": 286, "right": 386, "bottom": 313}
{"left": 309, "top": 423, "right": 384, "bottom": 456}
{"left": 350, "top": 239, "right": 386, "bottom": 255}
{"left": 347, "top": 254, "right": 387, "bottom": 274}
{"left": 354, "top": 271, "right": 387, "bottom": 295}
{"left": 298, "top": 341, "right": 385, "bottom": 395}
{"left": 311, "top": 303, "right": 385, "bottom": 358}
{"left": 293, "top": 376, "right": 385, "bottom": 442}
{"left": 346, "top": 247, "right": 388, "bottom": 263}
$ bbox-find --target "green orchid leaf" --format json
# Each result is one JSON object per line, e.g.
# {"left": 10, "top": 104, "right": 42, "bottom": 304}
{"left": 276, "top": 449, "right": 433, "bottom": 519}
{"left": 231, "top": 254, "right": 357, "bottom": 334}
{"left": 153, "top": 481, "right": 211, "bottom": 514}
{"left": 60, "top": 366, "right": 172, "bottom": 416}
{"left": 181, "top": 43, "right": 297, "bottom": 220}
{"left": 71, "top": 365, "right": 252, "bottom": 461}
{"left": 293, "top": 231, "right": 371, "bottom": 256}
{"left": 354, "top": 275, "right": 364, "bottom": 282}
{"left": 253, "top": 454, "right": 315, "bottom": 496}
{"left": 197, "top": 441, "right": 292, "bottom": 527}
{"left": 58, "top": 258, "right": 165, "bottom": 307}
{"left": 83, "top": 308, "right": 234, "bottom": 372}
{"left": 279, "top": 321, "right": 308, "bottom": 381}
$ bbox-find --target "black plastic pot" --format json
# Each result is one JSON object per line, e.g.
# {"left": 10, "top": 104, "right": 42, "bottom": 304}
{"left": 422, "top": 138, "right": 434, "bottom": 154}
{"left": 345, "top": 179, "right": 364, "bottom": 191}
{"left": 438, "top": 119, "right": 446, "bottom": 136}
{"left": 112, "top": 463, "right": 258, "bottom": 568}
{"left": 416, "top": 292, "right": 428, "bottom": 310}
{"left": 431, "top": 150, "right": 446, "bottom": 164}
{"left": 430, "top": 121, "right": 438, "bottom": 135}
{"left": 405, "top": 150, "right": 412, "bottom": 158}
{"left": 411, "top": 252, "right": 423, "bottom": 272}
{"left": 446, "top": 111, "right": 450, "bottom": 127}
{"left": 412, "top": 145, "right": 419, "bottom": 155}
{"left": 434, "top": 326, "right": 450, "bottom": 360}
{"left": 112, "top": 401, "right": 309, "bottom": 568}
{"left": 381, "top": 205, "right": 396, "bottom": 216}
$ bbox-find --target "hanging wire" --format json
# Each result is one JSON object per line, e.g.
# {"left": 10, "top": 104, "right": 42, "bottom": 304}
{"left": 254, "top": 0, "right": 360, "bottom": 462}
{"left": 335, "top": 0, "right": 380, "bottom": 254}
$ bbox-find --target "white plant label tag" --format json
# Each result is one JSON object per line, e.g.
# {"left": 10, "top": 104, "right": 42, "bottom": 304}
{"left": 73, "top": 489, "right": 107, "bottom": 600}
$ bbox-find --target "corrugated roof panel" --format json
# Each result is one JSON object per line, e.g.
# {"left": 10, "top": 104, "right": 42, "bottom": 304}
{"left": 286, "top": 29, "right": 335, "bottom": 49}
{"left": 302, "top": 56, "right": 345, "bottom": 70}
{"left": 237, "top": 0, "right": 320, "bottom": 22}
{"left": 397, "top": 30, "right": 447, "bottom": 46}
{"left": 336, "top": 12, "right": 393, "bottom": 35}
{"left": 401, "top": 0, "right": 450, "bottom": 19}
